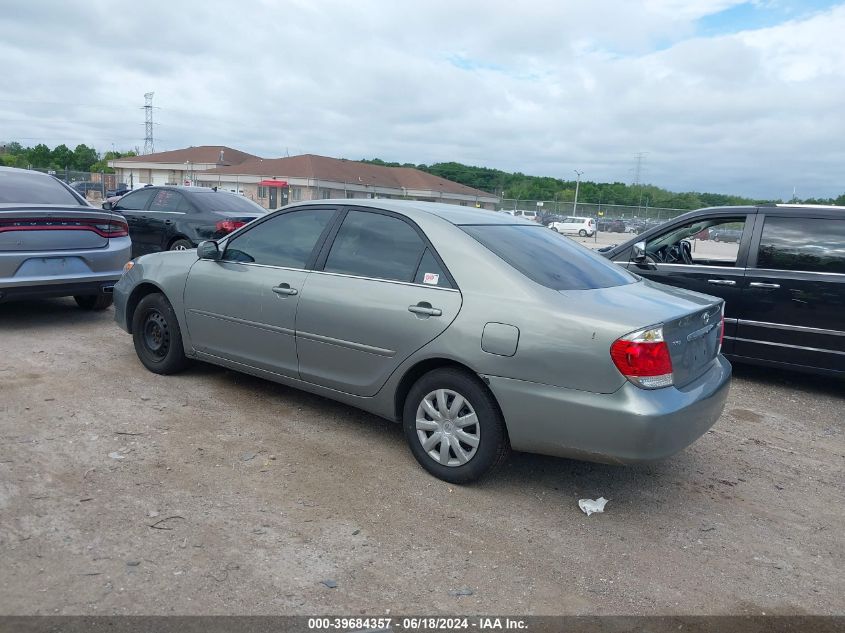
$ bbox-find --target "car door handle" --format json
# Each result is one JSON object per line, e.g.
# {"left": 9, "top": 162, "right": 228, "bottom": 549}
{"left": 408, "top": 303, "right": 442, "bottom": 317}
{"left": 707, "top": 279, "right": 736, "bottom": 286}
{"left": 749, "top": 282, "right": 780, "bottom": 289}
{"left": 272, "top": 284, "right": 298, "bottom": 296}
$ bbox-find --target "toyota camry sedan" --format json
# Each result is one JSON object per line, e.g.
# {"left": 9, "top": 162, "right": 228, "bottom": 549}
{"left": 113, "top": 200, "right": 731, "bottom": 483}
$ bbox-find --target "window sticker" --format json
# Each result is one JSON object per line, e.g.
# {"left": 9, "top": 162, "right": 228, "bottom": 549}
{"left": 423, "top": 272, "right": 440, "bottom": 285}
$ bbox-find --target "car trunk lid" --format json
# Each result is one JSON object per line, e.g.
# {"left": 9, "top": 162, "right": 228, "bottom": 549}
{"left": 0, "top": 206, "right": 126, "bottom": 252}
{"left": 558, "top": 279, "right": 724, "bottom": 389}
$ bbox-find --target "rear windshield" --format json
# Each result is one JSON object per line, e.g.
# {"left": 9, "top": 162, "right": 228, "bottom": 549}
{"left": 462, "top": 224, "right": 637, "bottom": 290}
{"left": 0, "top": 170, "right": 85, "bottom": 205}
{"left": 192, "top": 191, "right": 266, "bottom": 215}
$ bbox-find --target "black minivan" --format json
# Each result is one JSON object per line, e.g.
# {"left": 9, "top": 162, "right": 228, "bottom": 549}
{"left": 601, "top": 205, "right": 844, "bottom": 377}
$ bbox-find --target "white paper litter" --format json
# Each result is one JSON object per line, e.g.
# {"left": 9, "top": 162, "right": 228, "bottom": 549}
{"left": 578, "top": 497, "right": 608, "bottom": 516}
{"left": 108, "top": 452, "right": 125, "bottom": 460}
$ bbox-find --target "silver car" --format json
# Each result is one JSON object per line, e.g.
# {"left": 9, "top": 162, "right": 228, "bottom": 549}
{"left": 1, "top": 167, "right": 131, "bottom": 309}
{"left": 114, "top": 200, "right": 731, "bottom": 483}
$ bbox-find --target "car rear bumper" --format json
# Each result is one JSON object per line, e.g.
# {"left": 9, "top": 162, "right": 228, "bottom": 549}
{"left": 0, "top": 272, "right": 120, "bottom": 302}
{"left": 483, "top": 355, "right": 732, "bottom": 464}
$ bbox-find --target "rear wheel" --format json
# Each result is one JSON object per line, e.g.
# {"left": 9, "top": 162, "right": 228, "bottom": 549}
{"left": 403, "top": 368, "right": 510, "bottom": 484}
{"left": 169, "top": 239, "right": 194, "bottom": 251}
{"left": 132, "top": 293, "right": 188, "bottom": 374}
{"left": 578, "top": 229, "right": 587, "bottom": 237}
{"left": 74, "top": 294, "right": 113, "bottom": 310}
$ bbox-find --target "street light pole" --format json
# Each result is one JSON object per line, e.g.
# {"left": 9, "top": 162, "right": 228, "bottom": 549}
{"left": 573, "top": 169, "right": 583, "bottom": 214}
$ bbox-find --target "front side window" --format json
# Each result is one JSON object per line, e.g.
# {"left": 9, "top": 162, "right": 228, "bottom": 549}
{"left": 463, "top": 225, "right": 636, "bottom": 290}
{"left": 114, "top": 188, "right": 156, "bottom": 211}
{"left": 324, "top": 210, "right": 426, "bottom": 282}
{"left": 757, "top": 217, "right": 845, "bottom": 274}
{"left": 646, "top": 216, "right": 747, "bottom": 266}
{"left": 222, "top": 208, "right": 335, "bottom": 268}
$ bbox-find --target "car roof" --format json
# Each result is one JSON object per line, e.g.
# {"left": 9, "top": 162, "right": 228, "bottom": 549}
{"left": 285, "top": 199, "right": 536, "bottom": 226}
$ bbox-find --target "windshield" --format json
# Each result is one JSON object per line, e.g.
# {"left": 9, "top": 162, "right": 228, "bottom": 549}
{"left": 0, "top": 170, "right": 85, "bottom": 205}
{"left": 193, "top": 191, "right": 266, "bottom": 215}
{"left": 462, "top": 224, "right": 637, "bottom": 290}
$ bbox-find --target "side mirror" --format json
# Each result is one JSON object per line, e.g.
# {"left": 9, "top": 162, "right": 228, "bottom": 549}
{"left": 102, "top": 201, "right": 113, "bottom": 211}
{"left": 197, "top": 240, "right": 220, "bottom": 260}
{"left": 632, "top": 240, "right": 647, "bottom": 262}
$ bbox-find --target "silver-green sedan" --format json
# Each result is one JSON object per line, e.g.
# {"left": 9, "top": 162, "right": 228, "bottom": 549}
{"left": 114, "top": 200, "right": 731, "bottom": 483}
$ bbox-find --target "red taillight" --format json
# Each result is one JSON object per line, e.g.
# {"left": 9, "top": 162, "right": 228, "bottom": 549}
{"left": 216, "top": 220, "right": 246, "bottom": 234}
{"left": 610, "top": 325, "right": 674, "bottom": 389}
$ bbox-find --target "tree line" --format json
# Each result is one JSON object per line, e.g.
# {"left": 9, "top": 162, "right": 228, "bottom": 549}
{"left": 0, "top": 141, "right": 136, "bottom": 173}
{"left": 362, "top": 158, "right": 845, "bottom": 210}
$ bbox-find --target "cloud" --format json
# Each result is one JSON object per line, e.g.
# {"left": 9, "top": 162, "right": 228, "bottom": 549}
{"left": 0, "top": 0, "right": 843, "bottom": 198}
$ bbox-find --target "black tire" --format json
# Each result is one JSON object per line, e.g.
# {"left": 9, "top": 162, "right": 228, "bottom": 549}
{"left": 131, "top": 293, "right": 189, "bottom": 374}
{"left": 551, "top": 227, "right": 559, "bottom": 232}
{"left": 403, "top": 368, "right": 510, "bottom": 484}
{"left": 74, "top": 294, "right": 113, "bottom": 310}
{"left": 578, "top": 229, "right": 587, "bottom": 237}
{"left": 169, "top": 238, "right": 194, "bottom": 251}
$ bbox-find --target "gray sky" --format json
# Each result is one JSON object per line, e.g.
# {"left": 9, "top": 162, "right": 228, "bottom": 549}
{"left": 1, "top": 0, "right": 843, "bottom": 198}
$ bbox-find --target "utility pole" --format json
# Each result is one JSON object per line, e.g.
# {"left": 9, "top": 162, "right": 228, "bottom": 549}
{"left": 143, "top": 92, "right": 155, "bottom": 155}
{"left": 573, "top": 169, "right": 583, "bottom": 214}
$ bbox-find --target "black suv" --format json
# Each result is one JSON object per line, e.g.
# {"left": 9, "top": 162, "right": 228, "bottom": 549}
{"left": 104, "top": 186, "right": 266, "bottom": 258}
{"left": 601, "top": 205, "right": 844, "bottom": 377}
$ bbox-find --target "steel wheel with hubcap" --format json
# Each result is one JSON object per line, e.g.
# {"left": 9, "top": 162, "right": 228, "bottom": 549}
{"left": 416, "top": 389, "right": 480, "bottom": 467}
{"left": 403, "top": 368, "right": 510, "bottom": 484}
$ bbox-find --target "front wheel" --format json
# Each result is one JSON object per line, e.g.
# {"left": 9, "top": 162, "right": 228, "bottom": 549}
{"left": 550, "top": 226, "right": 559, "bottom": 232}
{"left": 131, "top": 293, "right": 189, "bottom": 374}
{"left": 169, "top": 239, "right": 194, "bottom": 251}
{"left": 74, "top": 294, "right": 113, "bottom": 310}
{"left": 403, "top": 368, "right": 510, "bottom": 484}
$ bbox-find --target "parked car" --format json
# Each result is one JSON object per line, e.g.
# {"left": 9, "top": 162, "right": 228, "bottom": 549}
{"left": 0, "top": 166, "right": 130, "bottom": 309}
{"left": 601, "top": 204, "right": 845, "bottom": 377}
{"left": 104, "top": 185, "right": 267, "bottom": 258}
{"left": 597, "top": 218, "right": 626, "bottom": 233}
{"left": 501, "top": 209, "right": 539, "bottom": 222}
{"left": 114, "top": 200, "right": 730, "bottom": 483}
{"left": 69, "top": 181, "right": 105, "bottom": 198}
{"left": 710, "top": 228, "right": 742, "bottom": 243}
{"left": 538, "top": 213, "right": 566, "bottom": 226}
{"left": 106, "top": 184, "right": 130, "bottom": 198}
{"left": 548, "top": 216, "right": 596, "bottom": 237}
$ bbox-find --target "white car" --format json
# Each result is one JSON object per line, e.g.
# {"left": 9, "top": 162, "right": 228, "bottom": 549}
{"left": 548, "top": 216, "right": 595, "bottom": 237}
{"left": 502, "top": 209, "right": 539, "bottom": 222}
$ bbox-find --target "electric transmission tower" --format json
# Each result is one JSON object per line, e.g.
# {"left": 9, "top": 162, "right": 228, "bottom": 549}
{"left": 143, "top": 92, "right": 155, "bottom": 155}
{"left": 632, "top": 152, "right": 648, "bottom": 214}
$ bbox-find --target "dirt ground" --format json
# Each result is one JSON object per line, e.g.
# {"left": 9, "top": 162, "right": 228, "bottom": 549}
{"left": 0, "top": 298, "right": 842, "bottom": 616}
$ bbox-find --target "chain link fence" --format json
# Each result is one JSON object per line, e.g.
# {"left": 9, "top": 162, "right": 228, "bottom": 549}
{"left": 30, "top": 168, "right": 127, "bottom": 201}
{"left": 497, "top": 199, "right": 688, "bottom": 222}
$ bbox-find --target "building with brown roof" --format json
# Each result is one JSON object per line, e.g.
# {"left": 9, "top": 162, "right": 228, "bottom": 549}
{"left": 108, "top": 145, "right": 259, "bottom": 188}
{"left": 197, "top": 154, "right": 499, "bottom": 209}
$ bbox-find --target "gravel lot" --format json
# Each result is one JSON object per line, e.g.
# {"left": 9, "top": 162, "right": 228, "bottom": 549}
{"left": 1, "top": 299, "right": 842, "bottom": 615}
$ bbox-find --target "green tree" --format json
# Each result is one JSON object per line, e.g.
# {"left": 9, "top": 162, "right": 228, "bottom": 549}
{"left": 72, "top": 144, "right": 98, "bottom": 171}
{"left": 51, "top": 144, "right": 74, "bottom": 169}
{"left": 27, "top": 143, "right": 52, "bottom": 168}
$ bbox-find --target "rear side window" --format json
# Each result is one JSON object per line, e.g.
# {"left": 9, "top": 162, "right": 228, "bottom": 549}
{"left": 324, "top": 210, "right": 426, "bottom": 282}
{"left": 191, "top": 191, "right": 265, "bottom": 214}
{"left": 757, "top": 217, "right": 845, "bottom": 274}
{"left": 0, "top": 170, "right": 84, "bottom": 205}
{"left": 462, "top": 225, "right": 637, "bottom": 290}
{"left": 413, "top": 248, "right": 452, "bottom": 289}
{"left": 223, "top": 208, "right": 335, "bottom": 268}
{"left": 148, "top": 190, "right": 185, "bottom": 212}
